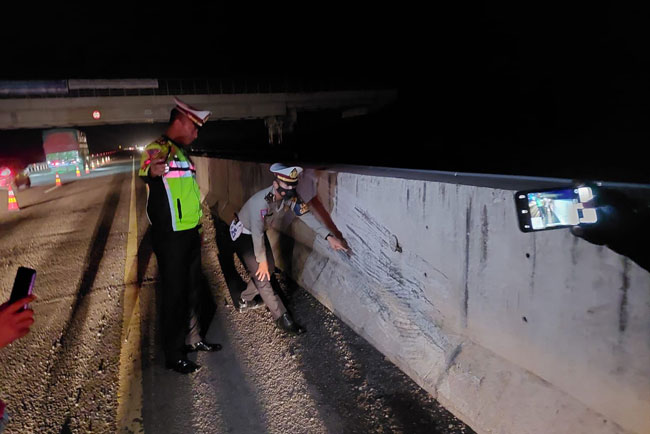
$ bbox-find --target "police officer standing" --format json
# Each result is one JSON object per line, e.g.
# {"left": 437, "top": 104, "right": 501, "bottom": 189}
{"left": 230, "top": 163, "right": 347, "bottom": 334}
{"left": 139, "top": 97, "right": 221, "bottom": 374}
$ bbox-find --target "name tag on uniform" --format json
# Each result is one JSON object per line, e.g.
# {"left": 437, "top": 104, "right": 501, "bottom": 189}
{"left": 229, "top": 219, "right": 244, "bottom": 241}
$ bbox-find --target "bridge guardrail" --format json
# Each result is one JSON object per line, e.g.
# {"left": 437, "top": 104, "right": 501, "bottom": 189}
{"left": 26, "top": 162, "right": 50, "bottom": 173}
{"left": 0, "top": 78, "right": 395, "bottom": 99}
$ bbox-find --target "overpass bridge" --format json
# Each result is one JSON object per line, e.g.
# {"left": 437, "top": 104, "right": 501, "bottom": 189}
{"left": 0, "top": 79, "right": 397, "bottom": 144}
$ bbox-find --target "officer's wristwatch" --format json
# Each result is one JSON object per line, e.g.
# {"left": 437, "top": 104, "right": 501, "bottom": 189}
{"left": 325, "top": 233, "right": 333, "bottom": 240}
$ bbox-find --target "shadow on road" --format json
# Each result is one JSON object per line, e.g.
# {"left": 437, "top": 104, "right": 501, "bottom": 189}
{"left": 39, "top": 174, "right": 123, "bottom": 432}
{"left": 140, "top": 237, "right": 268, "bottom": 433}
{"left": 136, "top": 226, "right": 154, "bottom": 287}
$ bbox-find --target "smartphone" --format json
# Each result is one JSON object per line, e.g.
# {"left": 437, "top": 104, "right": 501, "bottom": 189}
{"left": 9, "top": 266, "right": 36, "bottom": 310}
{"left": 514, "top": 186, "right": 598, "bottom": 232}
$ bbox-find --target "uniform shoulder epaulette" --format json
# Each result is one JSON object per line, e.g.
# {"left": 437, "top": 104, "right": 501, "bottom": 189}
{"left": 291, "top": 197, "right": 310, "bottom": 216}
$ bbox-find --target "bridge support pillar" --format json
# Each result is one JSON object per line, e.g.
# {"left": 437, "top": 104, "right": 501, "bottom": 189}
{"left": 264, "top": 109, "right": 297, "bottom": 145}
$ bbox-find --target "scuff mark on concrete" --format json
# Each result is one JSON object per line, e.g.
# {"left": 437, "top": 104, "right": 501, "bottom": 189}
{"left": 312, "top": 256, "right": 330, "bottom": 286}
{"left": 326, "top": 172, "right": 337, "bottom": 212}
{"left": 434, "top": 343, "right": 463, "bottom": 391}
{"left": 406, "top": 188, "right": 410, "bottom": 210}
{"left": 354, "top": 206, "right": 390, "bottom": 237}
{"left": 571, "top": 232, "right": 580, "bottom": 266}
{"left": 619, "top": 258, "right": 630, "bottom": 334}
{"left": 345, "top": 224, "right": 372, "bottom": 252}
{"left": 422, "top": 182, "right": 427, "bottom": 218}
{"left": 481, "top": 204, "right": 488, "bottom": 264}
{"left": 530, "top": 234, "right": 537, "bottom": 295}
{"left": 446, "top": 344, "right": 463, "bottom": 371}
{"left": 341, "top": 203, "right": 451, "bottom": 360}
{"left": 334, "top": 179, "right": 339, "bottom": 215}
{"left": 463, "top": 198, "right": 472, "bottom": 327}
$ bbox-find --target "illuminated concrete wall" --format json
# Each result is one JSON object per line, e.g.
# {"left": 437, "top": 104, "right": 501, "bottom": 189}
{"left": 194, "top": 157, "right": 650, "bottom": 434}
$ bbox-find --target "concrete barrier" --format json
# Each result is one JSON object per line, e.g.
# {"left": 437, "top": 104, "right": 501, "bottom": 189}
{"left": 194, "top": 157, "right": 650, "bottom": 434}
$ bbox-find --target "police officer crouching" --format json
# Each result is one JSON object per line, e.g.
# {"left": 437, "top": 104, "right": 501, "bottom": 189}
{"left": 230, "top": 163, "right": 347, "bottom": 335}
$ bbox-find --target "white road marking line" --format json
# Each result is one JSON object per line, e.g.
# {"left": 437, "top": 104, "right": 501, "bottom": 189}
{"left": 117, "top": 158, "right": 144, "bottom": 432}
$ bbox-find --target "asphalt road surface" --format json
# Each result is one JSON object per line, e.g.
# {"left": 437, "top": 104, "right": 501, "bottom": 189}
{"left": 0, "top": 157, "right": 474, "bottom": 433}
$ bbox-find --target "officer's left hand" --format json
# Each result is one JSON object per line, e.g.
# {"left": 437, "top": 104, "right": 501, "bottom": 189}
{"left": 328, "top": 236, "right": 348, "bottom": 252}
{"left": 255, "top": 261, "right": 271, "bottom": 282}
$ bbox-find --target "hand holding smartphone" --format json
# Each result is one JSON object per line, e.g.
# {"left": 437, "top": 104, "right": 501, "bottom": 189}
{"left": 9, "top": 266, "right": 36, "bottom": 311}
{"left": 514, "top": 185, "right": 650, "bottom": 272}
{"left": 514, "top": 186, "right": 598, "bottom": 232}
{"left": 1, "top": 267, "right": 36, "bottom": 349}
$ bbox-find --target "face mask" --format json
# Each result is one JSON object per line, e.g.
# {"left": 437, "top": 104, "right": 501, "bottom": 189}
{"left": 276, "top": 185, "right": 297, "bottom": 199}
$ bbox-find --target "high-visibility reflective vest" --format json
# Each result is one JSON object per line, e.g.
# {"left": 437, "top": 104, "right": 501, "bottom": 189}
{"left": 139, "top": 136, "right": 202, "bottom": 231}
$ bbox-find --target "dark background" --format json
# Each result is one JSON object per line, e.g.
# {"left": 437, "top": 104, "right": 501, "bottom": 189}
{"left": 1, "top": 4, "right": 648, "bottom": 182}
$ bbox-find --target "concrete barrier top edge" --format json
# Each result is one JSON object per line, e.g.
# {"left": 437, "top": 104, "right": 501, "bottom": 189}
{"left": 193, "top": 156, "right": 650, "bottom": 191}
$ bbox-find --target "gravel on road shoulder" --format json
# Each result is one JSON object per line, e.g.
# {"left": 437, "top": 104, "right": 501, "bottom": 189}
{"left": 197, "top": 212, "right": 475, "bottom": 434}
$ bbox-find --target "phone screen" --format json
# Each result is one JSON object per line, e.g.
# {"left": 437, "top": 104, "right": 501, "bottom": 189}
{"left": 10, "top": 267, "right": 36, "bottom": 307}
{"left": 515, "top": 187, "right": 598, "bottom": 232}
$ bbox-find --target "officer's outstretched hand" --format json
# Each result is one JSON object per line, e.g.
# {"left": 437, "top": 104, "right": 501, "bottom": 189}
{"left": 256, "top": 261, "right": 271, "bottom": 282}
{"left": 0, "top": 295, "right": 36, "bottom": 349}
{"left": 328, "top": 235, "right": 349, "bottom": 252}
{"left": 570, "top": 187, "right": 650, "bottom": 272}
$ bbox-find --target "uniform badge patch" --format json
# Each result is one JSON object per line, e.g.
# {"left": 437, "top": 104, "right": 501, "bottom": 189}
{"left": 293, "top": 198, "right": 310, "bottom": 216}
{"left": 229, "top": 219, "right": 244, "bottom": 241}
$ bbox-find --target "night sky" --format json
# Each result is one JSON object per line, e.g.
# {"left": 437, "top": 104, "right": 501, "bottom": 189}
{"left": 1, "top": 4, "right": 648, "bottom": 182}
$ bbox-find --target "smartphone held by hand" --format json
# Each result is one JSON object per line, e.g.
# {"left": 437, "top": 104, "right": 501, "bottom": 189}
{"left": 514, "top": 186, "right": 598, "bottom": 232}
{"left": 9, "top": 266, "right": 36, "bottom": 310}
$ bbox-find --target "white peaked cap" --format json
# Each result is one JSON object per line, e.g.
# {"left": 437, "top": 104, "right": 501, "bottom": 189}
{"left": 270, "top": 163, "right": 303, "bottom": 184}
{"left": 173, "top": 97, "right": 211, "bottom": 127}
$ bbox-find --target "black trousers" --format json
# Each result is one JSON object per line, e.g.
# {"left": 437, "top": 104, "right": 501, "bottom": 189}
{"left": 152, "top": 226, "right": 202, "bottom": 363}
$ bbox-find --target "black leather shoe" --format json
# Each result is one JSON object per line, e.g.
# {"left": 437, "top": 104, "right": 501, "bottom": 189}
{"left": 238, "top": 297, "right": 264, "bottom": 313}
{"left": 165, "top": 359, "right": 201, "bottom": 374}
{"left": 183, "top": 341, "right": 223, "bottom": 353}
{"left": 276, "top": 313, "right": 305, "bottom": 335}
